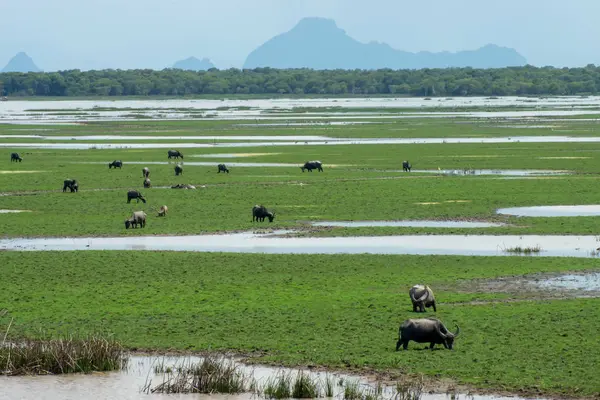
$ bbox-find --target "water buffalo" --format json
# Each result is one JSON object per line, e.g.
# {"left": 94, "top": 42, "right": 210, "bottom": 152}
{"left": 142, "top": 167, "right": 150, "bottom": 178}
{"left": 171, "top": 184, "right": 195, "bottom": 189}
{"left": 125, "top": 211, "right": 147, "bottom": 229}
{"left": 174, "top": 164, "right": 183, "bottom": 176}
{"left": 396, "top": 318, "right": 460, "bottom": 351}
{"left": 62, "top": 179, "right": 78, "bottom": 193}
{"left": 301, "top": 161, "right": 323, "bottom": 172}
{"left": 109, "top": 160, "right": 123, "bottom": 169}
{"left": 157, "top": 205, "right": 168, "bottom": 217}
{"left": 402, "top": 160, "right": 411, "bottom": 172}
{"left": 217, "top": 164, "right": 229, "bottom": 173}
{"left": 10, "top": 152, "right": 22, "bottom": 162}
{"left": 127, "top": 190, "right": 146, "bottom": 203}
{"left": 168, "top": 150, "right": 184, "bottom": 159}
{"left": 409, "top": 284, "right": 436, "bottom": 312}
{"left": 252, "top": 204, "right": 275, "bottom": 222}
{"left": 143, "top": 178, "right": 151, "bottom": 188}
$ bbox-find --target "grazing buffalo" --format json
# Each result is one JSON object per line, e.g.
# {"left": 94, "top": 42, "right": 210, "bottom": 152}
{"left": 409, "top": 284, "right": 437, "bottom": 312}
{"left": 142, "top": 167, "right": 150, "bottom": 178}
{"left": 143, "top": 178, "right": 151, "bottom": 188}
{"left": 217, "top": 164, "right": 229, "bottom": 173}
{"left": 301, "top": 160, "right": 323, "bottom": 172}
{"left": 10, "top": 152, "right": 22, "bottom": 162}
{"left": 127, "top": 190, "right": 146, "bottom": 203}
{"left": 402, "top": 160, "right": 411, "bottom": 172}
{"left": 63, "top": 179, "right": 78, "bottom": 193}
{"left": 168, "top": 150, "right": 184, "bottom": 160}
{"left": 174, "top": 164, "right": 183, "bottom": 176}
{"left": 171, "top": 184, "right": 195, "bottom": 189}
{"left": 395, "top": 318, "right": 460, "bottom": 351}
{"left": 109, "top": 160, "right": 123, "bottom": 169}
{"left": 252, "top": 204, "right": 275, "bottom": 222}
{"left": 125, "top": 211, "right": 147, "bottom": 229}
{"left": 158, "top": 205, "right": 168, "bottom": 217}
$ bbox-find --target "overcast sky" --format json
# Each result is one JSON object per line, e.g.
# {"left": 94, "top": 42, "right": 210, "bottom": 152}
{"left": 1, "top": 0, "right": 599, "bottom": 71}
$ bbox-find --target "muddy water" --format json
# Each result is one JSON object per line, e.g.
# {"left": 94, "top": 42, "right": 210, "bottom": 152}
{"left": 0, "top": 354, "right": 545, "bottom": 400}
{"left": 311, "top": 220, "right": 504, "bottom": 228}
{"left": 537, "top": 272, "right": 600, "bottom": 291}
{"left": 497, "top": 205, "right": 600, "bottom": 217}
{"left": 3, "top": 135, "right": 600, "bottom": 150}
{"left": 1, "top": 233, "right": 599, "bottom": 258}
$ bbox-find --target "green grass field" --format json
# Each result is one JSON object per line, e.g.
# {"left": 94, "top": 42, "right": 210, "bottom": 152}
{"left": 1, "top": 114, "right": 600, "bottom": 397}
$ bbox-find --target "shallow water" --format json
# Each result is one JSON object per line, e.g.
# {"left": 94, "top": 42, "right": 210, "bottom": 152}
{"left": 410, "top": 169, "right": 569, "bottom": 176}
{"left": 536, "top": 272, "right": 600, "bottom": 291}
{"left": 311, "top": 220, "right": 504, "bottom": 228}
{"left": 0, "top": 354, "right": 547, "bottom": 400}
{"left": 72, "top": 161, "right": 343, "bottom": 168}
{"left": 0, "top": 134, "right": 333, "bottom": 141}
{"left": 0, "top": 209, "right": 31, "bottom": 213}
{"left": 4, "top": 135, "right": 600, "bottom": 149}
{"left": 1, "top": 232, "right": 599, "bottom": 258}
{"left": 497, "top": 205, "right": 600, "bottom": 217}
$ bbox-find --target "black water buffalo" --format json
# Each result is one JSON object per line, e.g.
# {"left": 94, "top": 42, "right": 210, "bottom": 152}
{"left": 10, "top": 152, "right": 22, "bottom": 162}
{"left": 409, "top": 284, "right": 437, "bottom": 312}
{"left": 63, "top": 179, "right": 78, "bottom": 193}
{"left": 174, "top": 164, "right": 183, "bottom": 176}
{"left": 252, "top": 204, "right": 275, "bottom": 222}
{"left": 143, "top": 178, "right": 151, "bottom": 188}
{"left": 142, "top": 167, "right": 150, "bottom": 178}
{"left": 168, "top": 150, "right": 184, "bottom": 159}
{"left": 217, "top": 164, "right": 229, "bottom": 173}
{"left": 127, "top": 190, "right": 146, "bottom": 203}
{"left": 125, "top": 211, "right": 147, "bottom": 229}
{"left": 301, "top": 160, "right": 323, "bottom": 172}
{"left": 402, "top": 160, "right": 411, "bottom": 172}
{"left": 396, "top": 318, "right": 460, "bottom": 351}
{"left": 109, "top": 160, "right": 123, "bottom": 169}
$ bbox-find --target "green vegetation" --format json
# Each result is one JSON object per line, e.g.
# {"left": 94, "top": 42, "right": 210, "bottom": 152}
{"left": 2, "top": 64, "right": 600, "bottom": 97}
{"left": 1, "top": 252, "right": 599, "bottom": 396}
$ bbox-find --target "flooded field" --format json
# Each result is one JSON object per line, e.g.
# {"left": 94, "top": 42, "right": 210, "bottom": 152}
{"left": 0, "top": 354, "right": 548, "bottom": 400}
{"left": 310, "top": 220, "right": 504, "bottom": 228}
{"left": 410, "top": 169, "right": 569, "bottom": 176}
{"left": 497, "top": 205, "right": 600, "bottom": 217}
{"left": 1, "top": 232, "right": 599, "bottom": 258}
{"left": 536, "top": 272, "right": 600, "bottom": 291}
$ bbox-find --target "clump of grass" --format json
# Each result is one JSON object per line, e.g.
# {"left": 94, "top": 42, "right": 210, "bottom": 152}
{"left": 146, "top": 355, "right": 247, "bottom": 394}
{"left": 502, "top": 245, "right": 542, "bottom": 254}
{"left": 0, "top": 330, "right": 127, "bottom": 376}
{"left": 364, "top": 381, "right": 384, "bottom": 400}
{"left": 393, "top": 375, "right": 424, "bottom": 400}
{"left": 324, "top": 373, "right": 334, "bottom": 397}
{"left": 263, "top": 371, "right": 292, "bottom": 399}
{"left": 344, "top": 379, "right": 362, "bottom": 400}
{"left": 291, "top": 371, "right": 321, "bottom": 398}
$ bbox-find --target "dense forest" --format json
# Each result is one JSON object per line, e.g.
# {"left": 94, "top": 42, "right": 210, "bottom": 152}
{"left": 1, "top": 65, "right": 600, "bottom": 97}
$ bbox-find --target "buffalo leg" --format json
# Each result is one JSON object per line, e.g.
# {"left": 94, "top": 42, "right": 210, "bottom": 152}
{"left": 395, "top": 340, "right": 403, "bottom": 351}
{"left": 430, "top": 342, "right": 436, "bottom": 350}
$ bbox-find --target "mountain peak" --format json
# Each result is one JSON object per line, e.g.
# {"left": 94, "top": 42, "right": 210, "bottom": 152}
{"left": 173, "top": 56, "right": 216, "bottom": 71}
{"left": 2, "top": 52, "right": 42, "bottom": 73}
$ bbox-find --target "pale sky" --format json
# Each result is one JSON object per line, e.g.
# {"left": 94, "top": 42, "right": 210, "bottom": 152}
{"left": 1, "top": 0, "right": 598, "bottom": 71}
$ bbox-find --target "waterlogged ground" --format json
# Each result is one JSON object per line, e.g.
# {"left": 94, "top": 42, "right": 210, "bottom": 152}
{"left": 2, "top": 99, "right": 600, "bottom": 399}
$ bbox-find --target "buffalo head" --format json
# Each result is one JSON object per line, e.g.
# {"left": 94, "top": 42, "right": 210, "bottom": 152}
{"left": 438, "top": 324, "right": 460, "bottom": 350}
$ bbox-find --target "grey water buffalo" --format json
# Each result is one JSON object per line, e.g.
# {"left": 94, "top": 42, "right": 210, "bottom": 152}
{"left": 109, "top": 160, "right": 123, "bottom": 169}
{"left": 143, "top": 178, "right": 151, "bottom": 188}
{"left": 301, "top": 160, "right": 323, "bottom": 172}
{"left": 217, "top": 164, "right": 229, "bottom": 173}
{"left": 168, "top": 150, "right": 184, "bottom": 159}
{"left": 252, "top": 204, "right": 275, "bottom": 222}
{"left": 10, "top": 152, "right": 22, "bottom": 162}
{"left": 125, "top": 211, "right": 147, "bottom": 229}
{"left": 395, "top": 318, "right": 460, "bottom": 351}
{"left": 127, "top": 190, "right": 146, "bottom": 203}
{"left": 62, "top": 179, "right": 78, "bottom": 193}
{"left": 142, "top": 167, "right": 150, "bottom": 178}
{"left": 171, "top": 184, "right": 195, "bottom": 189}
{"left": 409, "top": 284, "right": 436, "bottom": 312}
{"left": 174, "top": 164, "right": 183, "bottom": 176}
{"left": 157, "top": 205, "right": 168, "bottom": 217}
{"left": 402, "top": 160, "right": 411, "bottom": 172}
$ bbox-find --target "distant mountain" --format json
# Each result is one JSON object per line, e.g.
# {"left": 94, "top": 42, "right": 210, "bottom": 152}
{"left": 1, "top": 52, "right": 42, "bottom": 73}
{"left": 243, "top": 17, "right": 527, "bottom": 70}
{"left": 173, "top": 56, "right": 216, "bottom": 71}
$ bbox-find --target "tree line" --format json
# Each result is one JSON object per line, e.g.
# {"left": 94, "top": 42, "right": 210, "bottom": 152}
{"left": 1, "top": 65, "right": 600, "bottom": 97}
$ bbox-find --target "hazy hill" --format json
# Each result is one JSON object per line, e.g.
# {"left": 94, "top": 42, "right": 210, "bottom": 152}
{"left": 243, "top": 17, "right": 527, "bottom": 70}
{"left": 173, "top": 56, "right": 216, "bottom": 71}
{"left": 2, "top": 52, "right": 42, "bottom": 73}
